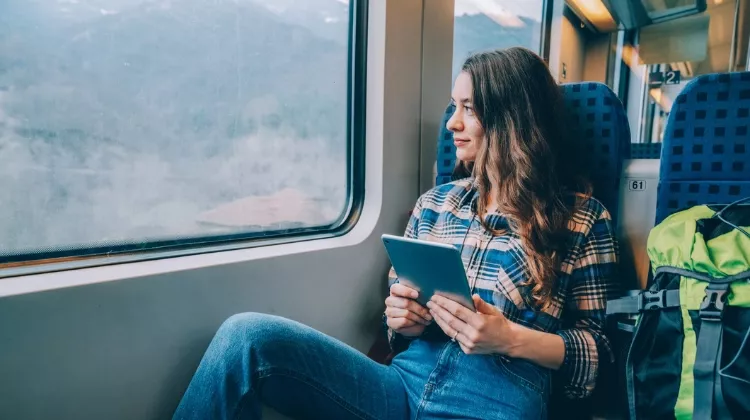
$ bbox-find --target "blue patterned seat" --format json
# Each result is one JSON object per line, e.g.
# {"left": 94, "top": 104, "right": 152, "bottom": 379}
{"left": 630, "top": 142, "right": 662, "bottom": 159}
{"left": 656, "top": 72, "right": 750, "bottom": 223}
{"left": 435, "top": 82, "right": 630, "bottom": 223}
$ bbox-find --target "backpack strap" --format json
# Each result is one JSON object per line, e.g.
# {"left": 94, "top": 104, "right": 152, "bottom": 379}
{"left": 692, "top": 199, "right": 749, "bottom": 419}
{"left": 606, "top": 278, "right": 734, "bottom": 418}
{"left": 714, "top": 339, "right": 731, "bottom": 420}
{"left": 693, "top": 282, "right": 730, "bottom": 420}
{"left": 606, "top": 289, "right": 680, "bottom": 315}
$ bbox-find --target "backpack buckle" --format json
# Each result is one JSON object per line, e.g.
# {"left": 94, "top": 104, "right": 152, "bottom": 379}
{"left": 699, "top": 284, "right": 729, "bottom": 321}
{"left": 642, "top": 290, "right": 668, "bottom": 310}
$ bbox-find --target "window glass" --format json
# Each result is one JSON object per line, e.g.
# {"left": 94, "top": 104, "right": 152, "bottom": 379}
{"left": 643, "top": 0, "right": 700, "bottom": 15}
{"left": 0, "top": 0, "right": 357, "bottom": 262}
{"left": 452, "top": 0, "right": 544, "bottom": 78}
{"left": 635, "top": 0, "right": 743, "bottom": 143}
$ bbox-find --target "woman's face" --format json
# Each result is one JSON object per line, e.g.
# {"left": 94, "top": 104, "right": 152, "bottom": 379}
{"left": 446, "top": 71, "right": 484, "bottom": 163}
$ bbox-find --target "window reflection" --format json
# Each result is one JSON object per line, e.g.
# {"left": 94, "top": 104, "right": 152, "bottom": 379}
{"left": 635, "top": 0, "right": 746, "bottom": 143}
{"left": 643, "top": 0, "right": 699, "bottom": 14}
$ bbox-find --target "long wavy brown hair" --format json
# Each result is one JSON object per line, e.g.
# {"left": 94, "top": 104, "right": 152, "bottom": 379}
{"left": 454, "top": 47, "right": 591, "bottom": 309}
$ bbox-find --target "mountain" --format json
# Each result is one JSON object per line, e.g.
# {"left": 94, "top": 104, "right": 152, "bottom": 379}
{"left": 12, "top": 1, "right": 348, "bottom": 149}
{"left": 249, "top": 0, "right": 350, "bottom": 44}
{"left": 453, "top": 13, "right": 540, "bottom": 78}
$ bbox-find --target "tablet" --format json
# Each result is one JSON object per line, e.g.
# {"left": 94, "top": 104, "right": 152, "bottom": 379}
{"left": 381, "top": 234, "right": 475, "bottom": 311}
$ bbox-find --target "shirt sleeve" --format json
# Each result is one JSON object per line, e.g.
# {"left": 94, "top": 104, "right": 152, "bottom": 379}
{"left": 383, "top": 196, "right": 424, "bottom": 353}
{"left": 555, "top": 210, "right": 620, "bottom": 399}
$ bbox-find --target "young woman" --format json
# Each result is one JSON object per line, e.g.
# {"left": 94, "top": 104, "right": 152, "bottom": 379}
{"left": 172, "top": 47, "right": 619, "bottom": 420}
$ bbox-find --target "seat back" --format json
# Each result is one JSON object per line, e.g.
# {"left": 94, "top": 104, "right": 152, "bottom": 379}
{"left": 630, "top": 142, "right": 662, "bottom": 159}
{"left": 435, "top": 82, "right": 630, "bottom": 223}
{"left": 656, "top": 72, "right": 750, "bottom": 223}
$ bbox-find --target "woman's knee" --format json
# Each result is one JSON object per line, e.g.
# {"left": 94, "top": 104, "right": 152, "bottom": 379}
{"left": 214, "top": 312, "right": 296, "bottom": 350}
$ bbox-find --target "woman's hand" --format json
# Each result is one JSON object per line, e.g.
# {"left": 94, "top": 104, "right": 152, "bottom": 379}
{"left": 385, "top": 283, "right": 433, "bottom": 337}
{"left": 427, "top": 294, "right": 518, "bottom": 355}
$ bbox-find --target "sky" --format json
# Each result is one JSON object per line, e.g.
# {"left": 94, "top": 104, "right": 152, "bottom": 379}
{"left": 453, "top": 0, "right": 542, "bottom": 20}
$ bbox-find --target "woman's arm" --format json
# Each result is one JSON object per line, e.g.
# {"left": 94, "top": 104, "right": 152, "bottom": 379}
{"left": 428, "top": 294, "right": 566, "bottom": 369}
{"left": 383, "top": 196, "right": 429, "bottom": 352}
{"left": 427, "top": 210, "right": 619, "bottom": 398}
{"left": 549, "top": 214, "right": 619, "bottom": 398}
{"left": 495, "top": 205, "right": 620, "bottom": 373}
{"left": 505, "top": 323, "right": 565, "bottom": 369}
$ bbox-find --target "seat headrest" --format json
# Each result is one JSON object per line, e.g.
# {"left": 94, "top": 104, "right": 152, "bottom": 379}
{"left": 435, "top": 82, "right": 630, "bottom": 222}
{"left": 656, "top": 71, "right": 750, "bottom": 222}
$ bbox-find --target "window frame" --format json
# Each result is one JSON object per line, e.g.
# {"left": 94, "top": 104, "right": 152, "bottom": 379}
{"left": 0, "top": 0, "right": 369, "bottom": 278}
{"left": 540, "top": 0, "right": 555, "bottom": 62}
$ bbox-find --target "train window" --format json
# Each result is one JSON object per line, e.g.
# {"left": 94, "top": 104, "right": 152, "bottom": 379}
{"left": 557, "top": 0, "right": 750, "bottom": 148}
{"left": 452, "top": 0, "right": 545, "bottom": 78}
{"left": 635, "top": 0, "right": 747, "bottom": 143}
{"left": 0, "top": 0, "right": 366, "bottom": 268}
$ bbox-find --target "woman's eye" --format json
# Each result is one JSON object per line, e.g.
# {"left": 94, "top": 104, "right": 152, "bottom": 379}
{"left": 464, "top": 106, "right": 474, "bottom": 115}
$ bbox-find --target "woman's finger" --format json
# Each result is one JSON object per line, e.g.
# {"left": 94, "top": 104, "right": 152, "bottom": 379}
{"left": 385, "top": 296, "right": 432, "bottom": 322}
{"left": 428, "top": 301, "right": 467, "bottom": 335}
{"left": 430, "top": 307, "right": 457, "bottom": 337}
{"left": 431, "top": 295, "right": 475, "bottom": 324}
{"left": 430, "top": 309, "right": 447, "bottom": 332}
{"left": 430, "top": 310, "right": 477, "bottom": 353}
{"left": 385, "top": 307, "right": 430, "bottom": 325}
{"left": 386, "top": 316, "right": 418, "bottom": 331}
{"left": 385, "top": 295, "right": 411, "bottom": 309}
{"left": 431, "top": 309, "right": 471, "bottom": 347}
{"left": 390, "top": 283, "right": 419, "bottom": 299}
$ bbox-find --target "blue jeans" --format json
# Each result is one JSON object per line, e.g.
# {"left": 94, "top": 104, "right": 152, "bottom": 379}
{"left": 173, "top": 313, "right": 550, "bottom": 420}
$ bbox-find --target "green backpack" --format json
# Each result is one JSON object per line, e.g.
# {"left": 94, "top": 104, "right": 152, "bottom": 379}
{"left": 607, "top": 199, "right": 750, "bottom": 419}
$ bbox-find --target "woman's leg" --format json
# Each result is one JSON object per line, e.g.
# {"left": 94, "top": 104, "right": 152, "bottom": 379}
{"left": 392, "top": 340, "right": 550, "bottom": 420}
{"left": 172, "top": 313, "right": 408, "bottom": 420}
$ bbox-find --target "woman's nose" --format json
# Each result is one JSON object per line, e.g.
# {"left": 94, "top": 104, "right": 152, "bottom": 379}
{"left": 446, "top": 110, "right": 463, "bottom": 132}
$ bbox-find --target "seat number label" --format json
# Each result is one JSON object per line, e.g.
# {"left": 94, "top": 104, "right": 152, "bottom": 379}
{"left": 629, "top": 180, "right": 647, "bottom": 191}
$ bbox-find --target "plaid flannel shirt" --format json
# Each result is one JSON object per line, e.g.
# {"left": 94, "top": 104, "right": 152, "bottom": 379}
{"left": 384, "top": 179, "right": 619, "bottom": 399}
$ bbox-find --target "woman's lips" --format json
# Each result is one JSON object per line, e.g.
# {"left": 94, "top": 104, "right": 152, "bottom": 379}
{"left": 454, "top": 138, "right": 470, "bottom": 147}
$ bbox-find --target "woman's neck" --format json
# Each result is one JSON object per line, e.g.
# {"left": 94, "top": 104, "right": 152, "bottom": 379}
{"left": 483, "top": 190, "right": 499, "bottom": 215}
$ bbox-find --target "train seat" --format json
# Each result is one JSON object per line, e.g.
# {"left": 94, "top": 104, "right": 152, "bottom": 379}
{"left": 656, "top": 71, "right": 750, "bottom": 223}
{"left": 436, "top": 81, "right": 630, "bottom": 225}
